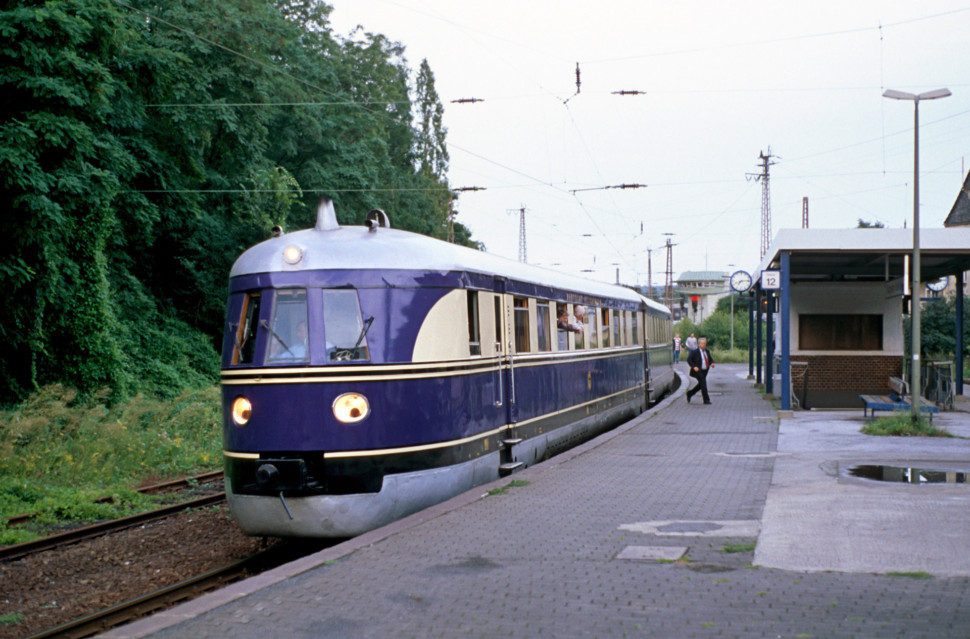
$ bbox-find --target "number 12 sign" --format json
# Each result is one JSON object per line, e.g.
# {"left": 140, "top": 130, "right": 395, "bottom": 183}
{"left": 761, "top": 270, "right": 781, "bottom": 290}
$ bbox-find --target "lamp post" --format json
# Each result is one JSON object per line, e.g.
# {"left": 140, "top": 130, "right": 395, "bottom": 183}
{"left": 727, "top": 264, "right": 735, "bottom": 351}
{"left": 883, "top": 87, "right": 951, "bottom": 421}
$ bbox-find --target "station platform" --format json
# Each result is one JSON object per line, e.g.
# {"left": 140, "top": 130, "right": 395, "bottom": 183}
{"left": 106, "top": 363, "right": 970, "bottom": 638}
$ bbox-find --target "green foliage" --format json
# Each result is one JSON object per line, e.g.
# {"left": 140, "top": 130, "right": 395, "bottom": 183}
{"left": 723, "top": 542, "right": 756, "bottom": 553}
{"left": 0, "top": 0, "right": 472, "bottom": 404}
{"left": 0, "top": 613, "right": 24, "bottom": 628}
{"left": 860, "top": 413, "right": 953, "bottom": 437}
{"left": 909, "top": 295, "right": 970, "bottom": 360}
{"left": 487, "top": 479, "right": 530, "bottom": 495}
{"left": 0, "top": 384, "right": 222, "bottom": 540}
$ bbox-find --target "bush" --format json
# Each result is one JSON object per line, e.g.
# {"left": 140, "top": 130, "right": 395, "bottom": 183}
{"left": 0, "top": 384, "right": 222, "bottom": 535}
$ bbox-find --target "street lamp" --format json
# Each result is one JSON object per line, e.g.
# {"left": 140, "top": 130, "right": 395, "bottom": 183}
{"left": 882, "top": 87, "right": 951, "bottom": 421}
{"left": 727, "top": 265, "right": 735, "bottom": 351}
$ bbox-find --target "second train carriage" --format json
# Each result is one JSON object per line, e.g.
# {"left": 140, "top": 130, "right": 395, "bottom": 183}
{"left": 221, "top": 199, "right": 675, "bottom": 537}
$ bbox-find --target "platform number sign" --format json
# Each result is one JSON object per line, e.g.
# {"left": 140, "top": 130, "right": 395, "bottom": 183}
{"left": 761, "top": 270, "right": 781, "bottom": 290}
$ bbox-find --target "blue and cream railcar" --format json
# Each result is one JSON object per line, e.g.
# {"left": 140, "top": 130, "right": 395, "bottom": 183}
{"left": 221, "top": 199, "right": 674, "bottom": 537}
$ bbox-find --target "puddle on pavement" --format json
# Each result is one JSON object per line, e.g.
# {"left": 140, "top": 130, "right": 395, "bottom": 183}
{"left": 848, "top": 464, "right": 969, "bottom": 485}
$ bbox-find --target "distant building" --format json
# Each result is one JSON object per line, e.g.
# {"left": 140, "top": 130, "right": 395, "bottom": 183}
{"left": 676, "top": 271, "right": 729, "bottom": 324}
{"left": 943, "top": 170, "right": 970, "bottom": 228}
{"left": 942, "top": 169, "right": 970, "bottom": 296}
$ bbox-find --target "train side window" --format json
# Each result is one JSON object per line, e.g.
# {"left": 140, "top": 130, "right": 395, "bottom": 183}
{"left": 323, "top": 289, "right": 371, "bottom": 361}
{"left": 573, "top": 305, "right": 586, "bottom": 350}
{"left": 586, "top": 308, "right": 599, "bottom": 348}
{"left": 233, "top": 292, "right": 262, "bottom": 364}
{"left": 513, "top": 297, "right": 531, "bottom": 353}
{"left": 536, "top": 301, "right": 551, "bottom": 352}
{"left": 631, "top": 311, "right": 640, "bottom": 346}
{"left": 467, "top": 290, "right": 481, "bottom": 356}
{"left": 494, "top": 296, "right": 502, "bottom": 353}
{"left": 265, "top": 289, "right": 309, "bottom": 363}
{"left": 600, "top": 308, "right": 611, "bottom": 348}
{"left": 612, "top": 309, "right": 620, "bottom": 348}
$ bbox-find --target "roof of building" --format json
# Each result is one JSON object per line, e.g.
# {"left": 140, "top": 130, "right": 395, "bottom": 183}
{"left": 944, "top": 170, "right": 970, "bottom": 227}
{"left": 676, "top": 270, "right": 727, "bottom": 283}
{"left": 754, "top": 227, "right": 970, "bottom": 285}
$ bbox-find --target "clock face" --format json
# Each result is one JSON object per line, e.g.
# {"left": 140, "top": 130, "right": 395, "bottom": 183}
{"left": 730, "top": 270, "right": 752, "bottom": 292}
{"left": 926, "top": 276, "right": 949, "bottom": 292}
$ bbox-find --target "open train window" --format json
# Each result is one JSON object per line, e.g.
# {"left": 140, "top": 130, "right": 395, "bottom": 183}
{"left": 536, "top": 302, "right": 551, "bottom": 352}
{"left": 513, "top": 297, "right": 531, "bottom": 353}
{"left": 574, "top": 305, "right": 587, "bottom": 350}
{"left": 586, "top": 308, "right": 598, "bottom": 348}
{"left": 265, "top": 289, "right": 309, "bottom": 363}
{"left": 467, "top": 290, "right": 481, "bottom": 356}
{"left": 323, "top": 289, "right": 371, "bottom": 361}
{"left": 233, "top": 292, "right": 262, "bottom": 364}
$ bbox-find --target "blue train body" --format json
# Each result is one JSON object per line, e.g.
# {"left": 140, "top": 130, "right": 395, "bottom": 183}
{"left": 221, "top": 199, "right": 675, "bottom": 537}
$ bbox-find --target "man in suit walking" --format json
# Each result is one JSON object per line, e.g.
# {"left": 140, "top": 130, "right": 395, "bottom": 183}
{"left": 686, "top": 336, "right": 714, "bottom": 404}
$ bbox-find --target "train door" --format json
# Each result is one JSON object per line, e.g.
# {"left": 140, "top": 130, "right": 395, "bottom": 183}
{"left": 493, "top": 278, "right": 522, "bottom": 474}
{"left": 640, "top": 303, "right": 651, "bottom": 407}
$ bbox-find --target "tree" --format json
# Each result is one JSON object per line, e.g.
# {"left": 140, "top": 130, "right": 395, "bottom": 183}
{"left": 414, "top": 58, "right": 449, "bottom": 179}
{"left": 0, "top": 0, "right": 480, "bottom": 405}
{"left": 857, "top": 219, "right": 885, "bottom": 228}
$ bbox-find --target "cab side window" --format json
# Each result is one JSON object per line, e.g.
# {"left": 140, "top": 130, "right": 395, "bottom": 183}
{"left": 233, "top": 292, "right": 261, "bottom": 365}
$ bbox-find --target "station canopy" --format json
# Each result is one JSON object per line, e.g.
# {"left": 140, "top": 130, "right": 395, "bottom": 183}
{"left": 754, "top": 228, "right": 970, "bottom": 285}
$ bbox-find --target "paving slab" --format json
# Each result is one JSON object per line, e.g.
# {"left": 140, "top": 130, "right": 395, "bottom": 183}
{"left": 105, "top": 363, "right": 970, "bottom": 639}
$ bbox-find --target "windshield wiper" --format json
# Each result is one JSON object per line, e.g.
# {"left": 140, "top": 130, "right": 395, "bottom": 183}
{"left": 260, "top": 319, "right": 293, "bottom": 355}
{"left": 354, "top": 316, "right": 374, "bottom": 351}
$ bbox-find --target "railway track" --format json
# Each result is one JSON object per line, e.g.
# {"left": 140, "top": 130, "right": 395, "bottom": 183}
{"left": 24, "top": 538, "right": 330, "bottom": 639}
{"left": 0, "top": 473, "right": 226, "bottom": 562}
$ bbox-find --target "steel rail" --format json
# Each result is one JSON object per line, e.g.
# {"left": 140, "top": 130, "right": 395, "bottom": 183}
{"left": 3, "top": 470, "right": 224, "bottom": 526}
{"left": 25, "top": 553, "right": 261, "bottom": 639}
{"left": 0, "top": 492, "right": 226, "bottom": 562}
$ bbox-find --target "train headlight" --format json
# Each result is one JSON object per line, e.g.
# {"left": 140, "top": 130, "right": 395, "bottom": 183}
{"left": 282, "top": 245, "right": 303, "bottom": 265}
{"left": 332, "top": 392, "right": 369, "bottom": 424}
{"left": 231, "top": 396, "right": 252, "bottom": 426}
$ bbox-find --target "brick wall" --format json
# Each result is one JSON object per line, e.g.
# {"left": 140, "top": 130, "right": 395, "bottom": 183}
{"left": 790, "top": 355, "right": 902, "bottom": 392}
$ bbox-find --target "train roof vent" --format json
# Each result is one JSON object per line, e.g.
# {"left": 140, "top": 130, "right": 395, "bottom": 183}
{"left": 365, "top": 209, "right": 391, "bottom": 232}
{"left": 315, "top": 196, "right": 339, "bottom": 231}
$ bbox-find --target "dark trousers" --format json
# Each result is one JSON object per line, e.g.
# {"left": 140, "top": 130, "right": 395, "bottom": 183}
{"left": 687, "top": 369, "right": 710, "bottom": 403}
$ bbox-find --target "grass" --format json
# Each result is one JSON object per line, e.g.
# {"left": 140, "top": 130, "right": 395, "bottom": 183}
{"left": 710, "top": 348, "right": 749, "bottom": 364}
{"left": 0, "top": 384, "right": 222, "bottom": 544}
{"left": 0, "top": 613, "right": 24, "bottom": 627}
{"left": 860, "top": 412, "right": 953, "bottom": 438}
{"left": 487, "top": 479, "right": 530, "bottom": 495}
{"left": 887, "top": 571, "right": 934, "bottom": 579}
{"left": 722, "top": 541, "right": 756, "bottom": 554}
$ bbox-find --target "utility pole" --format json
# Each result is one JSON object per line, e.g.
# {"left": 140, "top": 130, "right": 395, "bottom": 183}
{"left": 507, "top": 206, "right": 528, "bottom": 263}
{"left": 802, "top": 196, "right": 809, "bottom": 228}
{"left": 747, "top": 148, "right": 777, "bottom": 259}
{"left": 647, "top": 249, "right": 652, "bottom": 300}
{"left": 663, "top": 236, "right": 676, "bottom": 312}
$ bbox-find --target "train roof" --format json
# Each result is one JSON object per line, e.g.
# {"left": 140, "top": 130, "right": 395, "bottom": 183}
{"left": 231, "top": 199, "right": 670, "bottom": 315}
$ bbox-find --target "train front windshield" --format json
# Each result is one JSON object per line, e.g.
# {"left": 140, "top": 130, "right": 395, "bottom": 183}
{"left": 227, "top": 287, "right": 371, "bottom": 366}
{"left": 323, "top": 289, "right": 370, "bottom": 361}
{"left": 265, "top": 289, "right": 309, "bottom": 363}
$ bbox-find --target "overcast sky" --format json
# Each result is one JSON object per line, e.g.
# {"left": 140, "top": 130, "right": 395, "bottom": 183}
{"left": 329, "top": 0, "right": 970, "bottom": 288}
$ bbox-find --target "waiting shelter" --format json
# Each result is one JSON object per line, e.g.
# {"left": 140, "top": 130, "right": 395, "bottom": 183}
{"left": 750, "top": 227, "right": 970, "bottom": 410}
